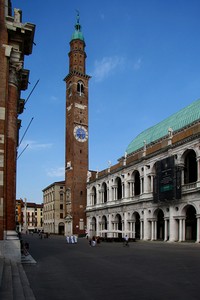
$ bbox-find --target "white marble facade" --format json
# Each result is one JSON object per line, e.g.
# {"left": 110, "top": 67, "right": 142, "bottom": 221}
{"left": 86, "top": 139, "right": 200, "bottom": 243}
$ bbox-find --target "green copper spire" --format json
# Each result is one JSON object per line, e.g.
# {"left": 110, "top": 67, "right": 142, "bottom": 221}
{"left": 71, "top": 11, "right": 84, "bottom": 42}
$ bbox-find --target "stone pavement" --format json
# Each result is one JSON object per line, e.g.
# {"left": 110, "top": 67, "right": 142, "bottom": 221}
{"left": 1, "top": 234, "right": 200, "bottom": 300}
{"left": 19, "top": 234, "right": 200, "bottom": 300}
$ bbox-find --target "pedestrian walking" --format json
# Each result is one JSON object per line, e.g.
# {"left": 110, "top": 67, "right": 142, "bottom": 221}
{"left": 123, "top": 235, "right": 129, "bottom": 247}
{"left": 66, "top": 235, "right": 70, "bottom": 243}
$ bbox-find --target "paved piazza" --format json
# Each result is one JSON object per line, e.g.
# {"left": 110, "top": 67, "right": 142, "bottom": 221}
{"left": 23, "top": 234, "right": 200, "bottom": 300}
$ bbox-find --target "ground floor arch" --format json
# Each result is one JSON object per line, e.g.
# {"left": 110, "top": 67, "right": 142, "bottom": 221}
{"left": 86, "top": 202, "right": 200, "bottom": 243}
{"left": 156, "top": 209, "right": 165, "bottom": 240}
{"left": 58, "top": 222, "right": 65, "bottom": 235}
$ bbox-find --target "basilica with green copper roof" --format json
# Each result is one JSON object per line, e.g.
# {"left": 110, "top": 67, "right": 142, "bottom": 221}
{"left": 126, "top": 98, "right": 200, "bottom": 155}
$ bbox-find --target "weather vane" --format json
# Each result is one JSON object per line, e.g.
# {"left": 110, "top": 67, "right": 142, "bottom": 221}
{"left": 76, "top": 9, "right": 80, "bottom": 23}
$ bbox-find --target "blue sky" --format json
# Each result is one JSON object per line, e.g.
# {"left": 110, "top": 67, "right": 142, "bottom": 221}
{"left": 12, "top": 0, "right": 200, "bottom": 203}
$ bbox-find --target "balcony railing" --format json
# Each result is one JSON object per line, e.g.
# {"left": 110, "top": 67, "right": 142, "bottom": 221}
{"left": 182, "top": 182, "right": 197, "bottom": 191}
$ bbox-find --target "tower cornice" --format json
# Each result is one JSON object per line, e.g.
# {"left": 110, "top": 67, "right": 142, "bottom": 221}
{"left": 64, "top": 70, "right": 91, "bottom": 82}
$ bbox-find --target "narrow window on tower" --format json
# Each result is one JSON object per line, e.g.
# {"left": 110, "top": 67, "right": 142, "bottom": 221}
{"left": 77, "top": 81, "right": 84, "bottom": 96}
{"left": 68, "top": 82, "right": 72, "bottom": 97}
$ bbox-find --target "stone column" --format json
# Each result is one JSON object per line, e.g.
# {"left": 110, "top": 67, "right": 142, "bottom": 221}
{"left": 164, "top": 219, "right": 168, "bottom": 241}
{"left": 143, "top": 210, "right": 150, "bottom": 240}
{"left": 122, "top": 182, "right": 124, "bottom": 198}
{"left": 154, "top": 220, "right": 157, "bottom": 240}
{"left": 169, "top": 207, "right": 177, "bottom": 242}
{"left": 143, "top": 166, "right": 148, "bottom": 193}
{"left": 197, "top": 157, "right": 200, "bottom": 182}
{"left": 123, "top": 212, "right": 128, "bottom": 235}
{"left": 150, "top": 175, "right": 155, "bottom": 192}
{"left": 196, "top": 215, "right": 200, "bottom": 243}
{"left": 151, "top": 221, "right": 154, "bottom": 240}
{"left": 96, "top": 185, "right": 99, "bottom": 204}
{"left": 178, "top": 218, "right": 183, "bottom": 242}
{"left": 140, "top": 220, "right": 143, "bottom": 240}
{"left": 140, "top": 177, "right": 143, "bottom": 194}
{"left": 182, "top": 218, "right": 186, "bottom": 242}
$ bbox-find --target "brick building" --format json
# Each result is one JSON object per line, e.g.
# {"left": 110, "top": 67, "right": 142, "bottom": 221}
{"left": 64, "top": 13, "right": 90, "bottom": 236}
{"left": 0, "top": 0, "right": 35, "bottom": 260}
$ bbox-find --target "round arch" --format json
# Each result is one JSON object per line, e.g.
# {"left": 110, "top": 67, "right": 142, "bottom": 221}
{"left": 182, "top": 204, "right": 197, "bottom": 241}
{"left": 91, "top": 216, "right": 97, "bottom": 237}
{"left": 102, "top": 215, "right": 108, "bottom": 230}
{"left": 131, "top": 170, "right": 140, "bottom": 195}
{"left": 114, "top": 213, "right": 123, "bottom": 239}
{"left": 154, "top": 209, "right": 165, "bottom": 240}
{"left": 91, "top": 186, "right": 97, "bottom": 205}
{"left": 58, "top": 222, "right": 65, "bottom": 235}
{"left": 132, "top": 211, "right": 140, "bottom": 239}
{"left": 115, "top": 177, "right": 122, "bottom": 200}
{"left": 102, "top": 182, "right": 108, "bottom": 203}
{"left": 182, "top": 149, "right": 197, "bottom": 184}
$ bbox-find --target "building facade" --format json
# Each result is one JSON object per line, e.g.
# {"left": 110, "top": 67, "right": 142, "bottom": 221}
{"left": 64, "top": 13, "right": 90, "bottom": 236}
{"left": 43, "top": 181, "right": 66, "bottom": 234}
{"left": 86, "top": 99, "right": 200, "bottom": 243}
{"left": 16, "top": 199, "right": 43, "bottom": 233}
{"left": 0, "top": 0, "right": 35, "bottom": 260}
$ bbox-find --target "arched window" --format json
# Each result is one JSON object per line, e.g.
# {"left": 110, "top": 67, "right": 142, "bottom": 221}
{"left": 134, "top": 171, "right": 140, "bottom": 196}
{"left": 184, "top": 150, "right": 197, "bottom": 184}
{"left": 116, "top": 177, "right": 122, "bottom": 200}
{"left": 102, "top": 182, "right": 107, "bottom": 203}
{"left": 77, "top": 81, "right": 84, "bottom": 95}
{"left": 92, "top": 187, "right": 97, "bottom": 205}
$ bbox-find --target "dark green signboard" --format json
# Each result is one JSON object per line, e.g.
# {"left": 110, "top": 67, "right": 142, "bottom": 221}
{"left": 154, "top": 156, "right": 181, "bottom": 202}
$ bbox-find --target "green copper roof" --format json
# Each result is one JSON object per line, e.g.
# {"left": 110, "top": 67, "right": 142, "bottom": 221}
{"left": 71, "top": 12, "right": 84, "bottom": 42}
{"left": 126, "top": 98, "right": 200, "bottom": 155}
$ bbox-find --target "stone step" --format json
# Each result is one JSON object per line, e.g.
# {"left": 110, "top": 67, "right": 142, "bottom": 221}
{"left": 0, "top": 258, "right": 35, "bottom": 300}
{"left": 18, "top": 264, "right": 35, "bottom": 300}
{"left": 0, "top": 258, "right": 13, "bottom": 299}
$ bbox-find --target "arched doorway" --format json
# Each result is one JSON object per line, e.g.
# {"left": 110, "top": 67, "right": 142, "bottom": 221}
{"left": 115, "top": 214, "right": 122, "bottom": 239}
{"left": 102, "top": 215, "right": 107, "bottom": 238}
{"left": 157, "top": 210, "right": 164, "bottom": 240}
{"left": 134, "top": 212, "right": 140, "bottom": 239}
{"left": 58, "top": 222, "right": 65, "bottom": 235}
{"left": 185, "top": 205, "right": 197, "bottom": 241}
{"left": 102, "top": 215, "right": 107, "bottom": 230}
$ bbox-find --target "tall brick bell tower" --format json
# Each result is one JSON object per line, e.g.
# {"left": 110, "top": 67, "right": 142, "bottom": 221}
{"left": 64, "top": 13, "right": 91, "bottom": 236}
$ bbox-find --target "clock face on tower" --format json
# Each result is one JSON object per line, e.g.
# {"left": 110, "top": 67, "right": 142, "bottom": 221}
{"left": 74, "top": 125, "right": 88, "bottom": 142}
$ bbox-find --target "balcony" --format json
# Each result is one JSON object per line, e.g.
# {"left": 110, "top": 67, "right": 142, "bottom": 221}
{"left": 182, "top": 182, "right": 197, "bottom": 192}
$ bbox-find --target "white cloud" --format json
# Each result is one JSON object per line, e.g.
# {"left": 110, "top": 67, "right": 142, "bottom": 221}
{"left": 47, "top": 167, "right": 65, "bottom": 178}
{"left": 93, "top": 56, "right": 125, "bottom": 82}
{"left": 19, "top": 140, "right": 53, "bottom": 151}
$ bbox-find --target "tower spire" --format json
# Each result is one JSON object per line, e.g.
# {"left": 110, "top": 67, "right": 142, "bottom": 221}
{"left": 71, "top": 11, "right": 84, "bottom": 42}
